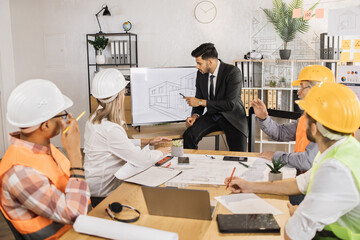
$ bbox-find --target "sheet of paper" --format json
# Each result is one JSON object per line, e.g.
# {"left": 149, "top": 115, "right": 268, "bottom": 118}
{"left": 165, "top": 154, "right": 296, "bottom": 186}
{"left": 355, "top": 39, "right": 360, "bottom": 50}
{"left": 166, "top": 154, "right": 248, "bottom": 186}
{"left": 315, "top": 8, "right": 324, "bottom": 19}
{"left": 215, "top": 193, "right": 282, "bottom": 215}
{"left": 303, "top": 10, "right": 312, "bottom": 20}
{"left": 124, "top": 166, "right": 182, "bottom": 187}
{"left": 114, "top": 163, "right": 149, "bottom": 180}
{"left": 292, "top": 8, "right": 301, "bottom": 18}
{"left": 342, "top": 40, "right": 351, "bottom": 50}
{"left": 354, "top": 52, "right": 360, "bottom": 63}
{"left": 340, "top": 52, "right": 351, "bottom": 62}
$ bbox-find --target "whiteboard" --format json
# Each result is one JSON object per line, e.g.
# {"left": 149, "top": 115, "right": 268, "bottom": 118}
{"left": 131, "top": 67, "right": 197, "bottom": 126}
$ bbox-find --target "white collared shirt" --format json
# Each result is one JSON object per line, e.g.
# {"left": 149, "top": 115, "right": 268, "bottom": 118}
{"left": 286, "top": 137, "right": 360, "bottom": 239}
{"left": 83, "top": 117, "right": 163, "bottom": 197}
{"left": 208, "top": 60, "right": 220, "bottom": 99}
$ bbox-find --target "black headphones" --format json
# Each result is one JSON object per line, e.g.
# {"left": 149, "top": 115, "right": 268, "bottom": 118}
{"left": 105, "top": 202, "right": 140, "bottom": 223}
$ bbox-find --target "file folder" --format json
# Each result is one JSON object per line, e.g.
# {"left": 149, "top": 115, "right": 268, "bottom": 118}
{"left": 320, "top": 33, "right": 328, "bottom": 59}
{"left": 110, "top": 41, "right": 115, "bottom": 64}
{"left": 243, "top": 62, "right": 249, "bottom": 88}
{"left": 267, "top": 90, "right": 272, "bottom": 109}
{"left": 120, "top": 41, "right": 124, "bottom": 64}
{"left": 272, "top": 90, "right": 277, "bottom": 109}
{"left": 115, "top": 41, "right": 120, "bottom": 64}
{"left": 328, "top": 36, "right": 334, "bottom": 59}
{"left": 124, "top": 41, "right": 129, "bottom": 64}
{"left": 244, "top": 89, "right": 249, "bottom": 115}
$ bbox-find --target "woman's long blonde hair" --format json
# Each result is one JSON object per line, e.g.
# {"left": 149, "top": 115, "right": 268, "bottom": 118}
{"left": 90, "top": 89, "right": 126, "bottom": 127}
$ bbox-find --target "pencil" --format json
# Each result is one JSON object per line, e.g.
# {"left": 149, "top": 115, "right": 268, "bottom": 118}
{"left": 63, "top": 111, "right": 86, "bottom": 134}
{"left": 238, "top": 161, "right": 249, "bottom": 168}
{"left": 226, "top": 167, "right": 236, "bottom": 190}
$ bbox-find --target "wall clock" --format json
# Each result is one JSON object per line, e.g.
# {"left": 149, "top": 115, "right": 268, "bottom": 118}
{"left": 194, "top": 1, "right": 217, "bottom": 24}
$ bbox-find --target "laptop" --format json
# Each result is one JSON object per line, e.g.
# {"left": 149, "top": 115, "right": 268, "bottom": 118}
{"left": 141, "top": 186, "right": 217, "bottom": 220}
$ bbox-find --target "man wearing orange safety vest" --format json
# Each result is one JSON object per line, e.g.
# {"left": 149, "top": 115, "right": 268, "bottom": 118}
{"left": 227, "top": 82, "right": 360, "bottom": 239}
{"left": 251, "top": 65, "right": 335, "bottom": 172}
{"left": 0, "top": 79, "right": 90, "bottom": 239}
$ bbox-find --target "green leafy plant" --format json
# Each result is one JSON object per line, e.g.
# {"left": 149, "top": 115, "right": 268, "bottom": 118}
{"left": 269, "top": 80, "right": 276, "bottom": 87}
{"left": 88, "top": 36, "right": 109, "bottom": 53}
{"left": 262, "top": 0, "right": 319, "bottom": 50}
{"left": 172, "top": 140, "right": 183, "bottom": 147}
{"left": 266, "top": 157, "right": 287, "bottom": 173}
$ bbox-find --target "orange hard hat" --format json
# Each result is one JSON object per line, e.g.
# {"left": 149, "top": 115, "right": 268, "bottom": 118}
{"left": 292, "top": 65, "right": 335, "bottom": 86}
{"left": 296, "top": 82, "right": 360, "bottom": 133}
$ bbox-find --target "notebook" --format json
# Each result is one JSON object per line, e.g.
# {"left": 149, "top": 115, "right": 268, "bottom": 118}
{"left": 216, "top": 214, "right": 280, "bottom": 233}
{"left": 141, "top": 186, "right": 217, "bottom": 220}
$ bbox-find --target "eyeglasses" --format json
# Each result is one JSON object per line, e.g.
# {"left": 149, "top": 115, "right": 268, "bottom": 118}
{"left": 51, "top": 111, "right": 68, "bottom": 120}
{"left": 298, "top": 86, "right": 311, "bottom": 92}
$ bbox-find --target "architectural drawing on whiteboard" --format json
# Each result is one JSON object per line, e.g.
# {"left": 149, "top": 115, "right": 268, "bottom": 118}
{"left": 148, "top": 72, "right": 196, "bottom": 120}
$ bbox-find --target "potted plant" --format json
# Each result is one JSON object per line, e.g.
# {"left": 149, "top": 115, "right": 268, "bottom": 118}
{"left": 88, "top": 36, "right": 109, "bottom": 64}
{"left": 266, "top": 157, "right": 287, "bottom": 181}
{"left": 262, "top": 0, "right": 319, "bottom": 59}
{"left": 269, "top": 80, "right": 277, "bottom": 87}
{"left": 279, "top": 77, "right": 286, "bottom": 88}
{"left": 171, "top": 140, "right": 184, "bottom": 157}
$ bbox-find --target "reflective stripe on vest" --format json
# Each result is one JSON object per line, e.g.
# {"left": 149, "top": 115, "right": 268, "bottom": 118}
{"left": 295, "top": 115, "right": 310, "bottom": 152}
{"left": 307, "top": 136, "right": 360, "bottom": 240}
{"left": 0, "top": 144, "right": 71, "bottom": 239}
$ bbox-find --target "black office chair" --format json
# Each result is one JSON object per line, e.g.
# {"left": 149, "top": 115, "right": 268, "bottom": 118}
{"left": 247, "top": 107, "right": 302, "bottom": 152}
{"left": 0, "top": 210, "right": 25, "bottom": 240}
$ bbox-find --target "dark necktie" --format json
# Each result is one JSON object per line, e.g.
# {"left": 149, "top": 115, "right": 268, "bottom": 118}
{"left": 209, "top": 75, "right": 215, "bottom": 100}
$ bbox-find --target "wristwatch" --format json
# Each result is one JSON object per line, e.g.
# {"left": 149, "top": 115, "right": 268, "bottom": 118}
{"left": 199, "top": 100, "right": 203, "bottom": 106}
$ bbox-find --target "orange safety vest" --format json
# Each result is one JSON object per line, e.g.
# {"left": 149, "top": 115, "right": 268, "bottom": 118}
{"left": 0, "top": 144, "right": 72, "bottom": 240}
{"left": 294, "top": 115, "right": 310, "bottom": 153}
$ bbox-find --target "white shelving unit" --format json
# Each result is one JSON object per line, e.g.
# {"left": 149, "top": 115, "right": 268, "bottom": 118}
{"left": 234, "top": 59, "right": 339, "bottom": 152}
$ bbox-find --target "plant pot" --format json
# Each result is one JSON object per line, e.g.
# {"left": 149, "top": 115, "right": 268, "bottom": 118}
{"left": 268, "top": 172, "right": 283, "bottom": 181}
{"left": 279, "top": 49, "right": 291, "bottom": 60}
{"left": 96, "top": 54, "right": 106, "bottom": 64}
{"left": 171, "top": 146, "right": 183, "bottom": 157}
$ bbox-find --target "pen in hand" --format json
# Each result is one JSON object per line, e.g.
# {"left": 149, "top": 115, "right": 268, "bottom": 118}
{"left": 63, "top": 111, "right": 86, "bottom": 134}
{"left": 226, "top": 167, "right": 236, "bottom": 190}
{"left": 179, "top": 93, "right": 186, "bottom": 98}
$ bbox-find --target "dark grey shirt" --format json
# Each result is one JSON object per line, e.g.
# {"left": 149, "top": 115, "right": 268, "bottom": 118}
{"left": 257, "top": 116, "right": 318, "bottom": 171}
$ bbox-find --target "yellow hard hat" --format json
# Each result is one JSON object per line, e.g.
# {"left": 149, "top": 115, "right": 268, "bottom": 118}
{"left": 296, "top": 83, "right": 360, "bottom": 133}
{"left": 292, "top": 65, "right": 335, "bottom": 86}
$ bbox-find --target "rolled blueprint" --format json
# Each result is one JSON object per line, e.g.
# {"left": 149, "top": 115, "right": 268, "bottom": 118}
{"left": 73, "top": 215, "right": 178, "bottom": 240}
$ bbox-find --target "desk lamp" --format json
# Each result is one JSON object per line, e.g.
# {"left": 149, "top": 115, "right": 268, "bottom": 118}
{"left": 95, "top": 4, "right": 111, "bottom": 33}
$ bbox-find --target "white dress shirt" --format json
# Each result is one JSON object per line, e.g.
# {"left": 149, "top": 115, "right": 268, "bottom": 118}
{"left": 208, "top": 60, "right": 220, "bottom": 99}
{"left": 83, "top": 118, "right": 163, "bottom": 197}
{"left": 286, "top": 137, "right": 360, "bottom": 239}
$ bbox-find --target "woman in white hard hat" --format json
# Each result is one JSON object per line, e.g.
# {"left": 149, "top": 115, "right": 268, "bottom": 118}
{"left": 84, "top": 68, "right": 171, "bottom": 207}
{"left": 0, "top": 79, "right": 90, "bottom": 239}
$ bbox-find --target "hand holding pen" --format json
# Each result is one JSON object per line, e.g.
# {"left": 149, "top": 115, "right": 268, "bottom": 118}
{"left": 225, "top": 167, "right": 236, "bottom": 190}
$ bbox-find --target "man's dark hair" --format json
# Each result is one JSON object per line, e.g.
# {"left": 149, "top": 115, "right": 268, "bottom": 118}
{"left": 191, "top": 43, "right": 218, "bottom": 60}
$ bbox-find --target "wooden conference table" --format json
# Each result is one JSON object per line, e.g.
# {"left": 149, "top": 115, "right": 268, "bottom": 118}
{"left": 60, "top": 150, "right": 290, "bottom": 240}
{"left": 126, "top": 123, "right": 225, "bottom": 150}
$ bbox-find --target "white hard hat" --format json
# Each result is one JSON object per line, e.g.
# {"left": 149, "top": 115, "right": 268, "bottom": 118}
{"left": 91, "top": 69, "right": 129, "bottom": 101}
{"left": 7, "top": 79, "right": 73, "bottom": 129}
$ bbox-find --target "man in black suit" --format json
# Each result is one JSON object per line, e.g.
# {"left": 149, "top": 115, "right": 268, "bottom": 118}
{"left": 183, "top": 43, "right": 248, "bottom": 151}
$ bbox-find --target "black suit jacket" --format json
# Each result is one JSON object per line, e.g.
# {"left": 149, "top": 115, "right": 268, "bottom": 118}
{"left": 192, "top": 60, "right": 248, "bottom": 136}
